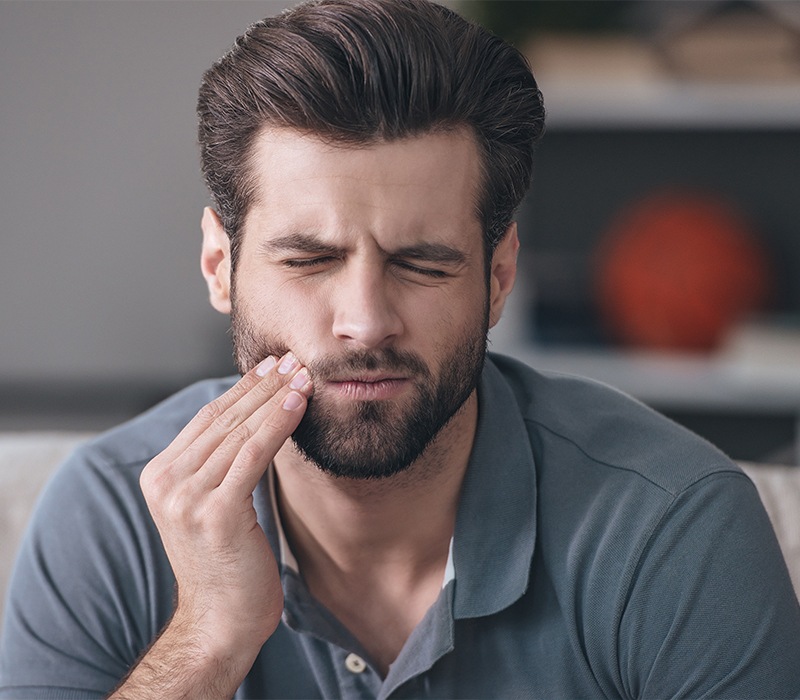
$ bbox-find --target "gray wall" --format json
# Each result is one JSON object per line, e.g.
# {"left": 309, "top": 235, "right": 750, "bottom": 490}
{"left": 1, "top": 1, "right": 300, "bottom": 422}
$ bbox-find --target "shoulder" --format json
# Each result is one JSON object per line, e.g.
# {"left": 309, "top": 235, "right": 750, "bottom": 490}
{"left": 486, "top": 352, "right": 742, "bottom": 497}
{"left": 486, "top": 355, "right": 800, "bottom": 697}
{"left": 29, "top": 375, "right": 237, "bottom": 538}
{"left": 0, "top": 378, "right": 238, "bottom": 688}
{"left": 83, "top": 376, "right": 238, "bottom": 469}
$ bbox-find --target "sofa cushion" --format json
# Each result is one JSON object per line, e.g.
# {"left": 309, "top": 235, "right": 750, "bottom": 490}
{"left": 741, "top": 462, "right": 800, "bottom": 596}
{"left": 0, "top": 432, "right": 92, "bottom": 624}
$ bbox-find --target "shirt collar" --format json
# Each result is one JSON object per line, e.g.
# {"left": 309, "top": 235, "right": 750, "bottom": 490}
{"left": 266, "top": 462, "right": 299, "bottom": 573}
{"left": 255, "top": 355, "right": 537, "bottom": 617}
{"left": 450, "top": 355, "right": 538, "bottom": 619}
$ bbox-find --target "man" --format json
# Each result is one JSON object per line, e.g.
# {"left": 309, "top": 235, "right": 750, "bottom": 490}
{"left": 1, "top": 0, "right": 799, "bottom": 697}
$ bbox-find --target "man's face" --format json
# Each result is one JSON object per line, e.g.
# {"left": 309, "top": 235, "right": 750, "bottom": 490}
{"left": 215, "top": 128, "right": 512, "bottom": 479}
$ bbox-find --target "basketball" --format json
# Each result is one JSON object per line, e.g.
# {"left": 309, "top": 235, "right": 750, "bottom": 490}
{"left": 595, "top": 190, "right": 772, "bottom": 351}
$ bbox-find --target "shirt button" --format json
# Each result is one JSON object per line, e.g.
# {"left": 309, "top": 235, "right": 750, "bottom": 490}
{"left": 345, "top": 652, "right": 367, "bottom": 674}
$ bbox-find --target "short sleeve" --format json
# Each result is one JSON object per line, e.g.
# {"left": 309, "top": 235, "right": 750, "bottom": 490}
{"left": 0, "top": 446, "right": 174, "bottom": 698}
{"left": 619, "top": 471, "right": 800, "bottom": 699}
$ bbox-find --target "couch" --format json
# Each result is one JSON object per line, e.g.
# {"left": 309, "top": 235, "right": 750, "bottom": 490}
{"left": 1, "top": 432, "right": 799, "bottom": 628}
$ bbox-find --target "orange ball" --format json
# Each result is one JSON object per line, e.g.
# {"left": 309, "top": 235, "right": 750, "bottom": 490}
{"left": 595, "top": 191, "right": 772, "bottom": 351}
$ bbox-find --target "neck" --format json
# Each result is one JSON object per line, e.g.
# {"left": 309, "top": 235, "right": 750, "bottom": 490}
{"left": 271, "top": 391, "right": 478, "bottom": 674}
{"left": 273, "top": 391, "right": 477, "bottom": 576}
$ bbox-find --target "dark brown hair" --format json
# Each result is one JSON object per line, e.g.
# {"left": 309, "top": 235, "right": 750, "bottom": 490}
{"left": 197, "top": 0, "right": 545, "bottom": 263}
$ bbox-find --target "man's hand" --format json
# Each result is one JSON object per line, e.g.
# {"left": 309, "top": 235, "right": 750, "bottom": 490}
{"left": 110, "top": 353, "right": 312, "bottom": 698}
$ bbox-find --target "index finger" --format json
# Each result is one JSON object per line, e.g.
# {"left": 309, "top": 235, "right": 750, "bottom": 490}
{"left": 158, "top": 354, "right": 295, "bottom": 463}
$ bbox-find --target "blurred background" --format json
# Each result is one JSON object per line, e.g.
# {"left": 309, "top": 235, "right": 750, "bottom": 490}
{"left": 464, "top": 0, "right": 800, "bottom": 464}
{"left": 1, "top": 0, "right": 799, "bottom": 464}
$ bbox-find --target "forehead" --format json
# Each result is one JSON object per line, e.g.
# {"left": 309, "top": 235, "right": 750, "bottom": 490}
{"left": 242, "top": 127, "right": 483, "bottom": 249}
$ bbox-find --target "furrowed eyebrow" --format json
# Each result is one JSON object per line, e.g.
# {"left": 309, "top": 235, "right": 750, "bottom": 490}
{"left": 259, "top": 233, "right": 467, "bottom": 265}
{"left": 392, "top": 243, "right": 467, "bottom": 265}
{"left": 259, "top": 233, "right": 343, "bottom": 256}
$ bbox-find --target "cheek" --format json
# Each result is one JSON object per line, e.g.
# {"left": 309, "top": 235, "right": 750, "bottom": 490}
{"left": 424, "top": 287, "right": 488, "bottom": 354}
{"left": 439, "top": 277, "right": 489, "bottom": 325}
{"left": 238, "top": 271, "right": 318, "bottom": 324}
{"left": 249, "top": 283, "right": 334, "bottom": 357}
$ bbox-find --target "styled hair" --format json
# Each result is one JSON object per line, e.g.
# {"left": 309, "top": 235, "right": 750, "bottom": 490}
{"left": 197, "top": 0, "right": 545, "bottom": 264}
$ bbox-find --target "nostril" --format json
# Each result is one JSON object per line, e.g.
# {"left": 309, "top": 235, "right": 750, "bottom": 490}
{"left": 330, "top": 272, "right": 404, "bottom": 346}
{"left": 332, "top": 308, "right": 403, "bottom": 348}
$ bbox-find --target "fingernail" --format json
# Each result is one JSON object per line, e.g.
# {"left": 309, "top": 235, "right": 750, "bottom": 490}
{"left": 289, "top": 368, "right": 309, "bottom": 390}
{"left": 278, "top": 353, "right": 297, "bottom": 375}
{"left": 256, "top": 356, "right": 276, "bottom": 377}
{"left": 283, "top": 391, "right": 304, "bottom": 411}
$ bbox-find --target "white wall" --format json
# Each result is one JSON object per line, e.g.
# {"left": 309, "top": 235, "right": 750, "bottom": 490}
{"left": 0, "top": 1, "right": 298, "bottom": 389}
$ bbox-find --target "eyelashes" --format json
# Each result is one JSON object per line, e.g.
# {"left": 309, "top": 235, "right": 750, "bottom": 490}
{"left": 392, "top": 261, "right": 448, "bottom": 278}
{"left": 282, "top": 256, "right": 337, "bottom": 268}
{"left": 282, "top": 257, "right": 448, "bottom": 278}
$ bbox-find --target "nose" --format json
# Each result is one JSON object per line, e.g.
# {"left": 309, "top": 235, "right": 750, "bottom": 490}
{"left": 331, "top": 262, "right": 404, "bottom": 349}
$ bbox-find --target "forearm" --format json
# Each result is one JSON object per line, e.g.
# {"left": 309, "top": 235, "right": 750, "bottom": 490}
{"left": 108, "top": 612, "right": 260, "bottom": 700}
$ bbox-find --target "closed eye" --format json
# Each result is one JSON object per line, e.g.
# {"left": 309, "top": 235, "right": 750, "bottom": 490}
{"left": 283, "top": 256, "right": 338, "bottom": 268}
{"left": 392, "top": 260, "right": 449, "bottom": 278}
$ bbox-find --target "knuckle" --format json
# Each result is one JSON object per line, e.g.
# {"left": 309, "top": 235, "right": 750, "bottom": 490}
{"left": 254, "top": 371, "right": 285, "bottom": 394}
{"left": 237, "top": 438, "right": 266, "bottom": 466}
{"left": 139, "top": 461, "right": 155, "bottom": 492}
{"left": 163, "top": 489, "right": 204, "bottom": 529}
{"left": 196, "top": 399, "right": 225, "bottom": 426}
{"left": 219, "top": 423, "right": 252, "bottom": 453}
{"left": 213, "top": 407, "right": 241, "bottom": 432}
{"left": 229, "top": 422, "right": 254, "bottom": 446}
{"left": 195, "top": 399, "right": 225, "bottom": 428}
{"left": 203, "top": 499, "right": 231, "bottom": 531}
{"left": 140, "top": 459, "right": 167, "bottom": 501}
{"left": 178, "top": 441, "right": 205, "bottom": 469}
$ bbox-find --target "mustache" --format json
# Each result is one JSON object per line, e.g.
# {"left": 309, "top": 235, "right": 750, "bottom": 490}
{"left": 259, "top": 344, "right": 429, "bottom": 381}
{"left": 309, "top": 348, "right": 429, "bottom": 381}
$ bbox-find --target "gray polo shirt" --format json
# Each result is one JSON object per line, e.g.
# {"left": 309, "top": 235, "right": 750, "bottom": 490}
{"left": 2, "top": 354, "right": 799, "bottom": 698}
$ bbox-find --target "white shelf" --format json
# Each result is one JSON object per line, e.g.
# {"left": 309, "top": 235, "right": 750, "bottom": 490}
{"left": 492, "top": 342, "right": 800, "bottom": 414}
{"left": 540, "top": 80, "right": 800, "bottom": 130}
{"left": 489, "top": 287, "right": 800, "bottom": 414}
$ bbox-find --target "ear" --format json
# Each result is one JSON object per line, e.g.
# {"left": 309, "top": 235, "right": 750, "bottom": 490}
{"left": 201, "top": 207, "right": 232, "bottom": 314}
{"left": 488, "top": 222, "right": 519, "bottom": 328}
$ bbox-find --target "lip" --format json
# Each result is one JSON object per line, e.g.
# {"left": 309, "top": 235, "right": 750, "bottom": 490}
{"left": 326, "top": 377, "right": 410, "bottom": 401}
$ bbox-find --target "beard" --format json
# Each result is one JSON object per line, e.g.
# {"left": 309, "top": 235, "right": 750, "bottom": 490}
{"left": 230, "top": 299, "right": 488, "bottom": 480}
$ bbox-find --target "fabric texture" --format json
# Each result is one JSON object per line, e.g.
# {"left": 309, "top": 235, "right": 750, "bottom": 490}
{"left": 1, "top": 354, "right": 799, "bottom": 698}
